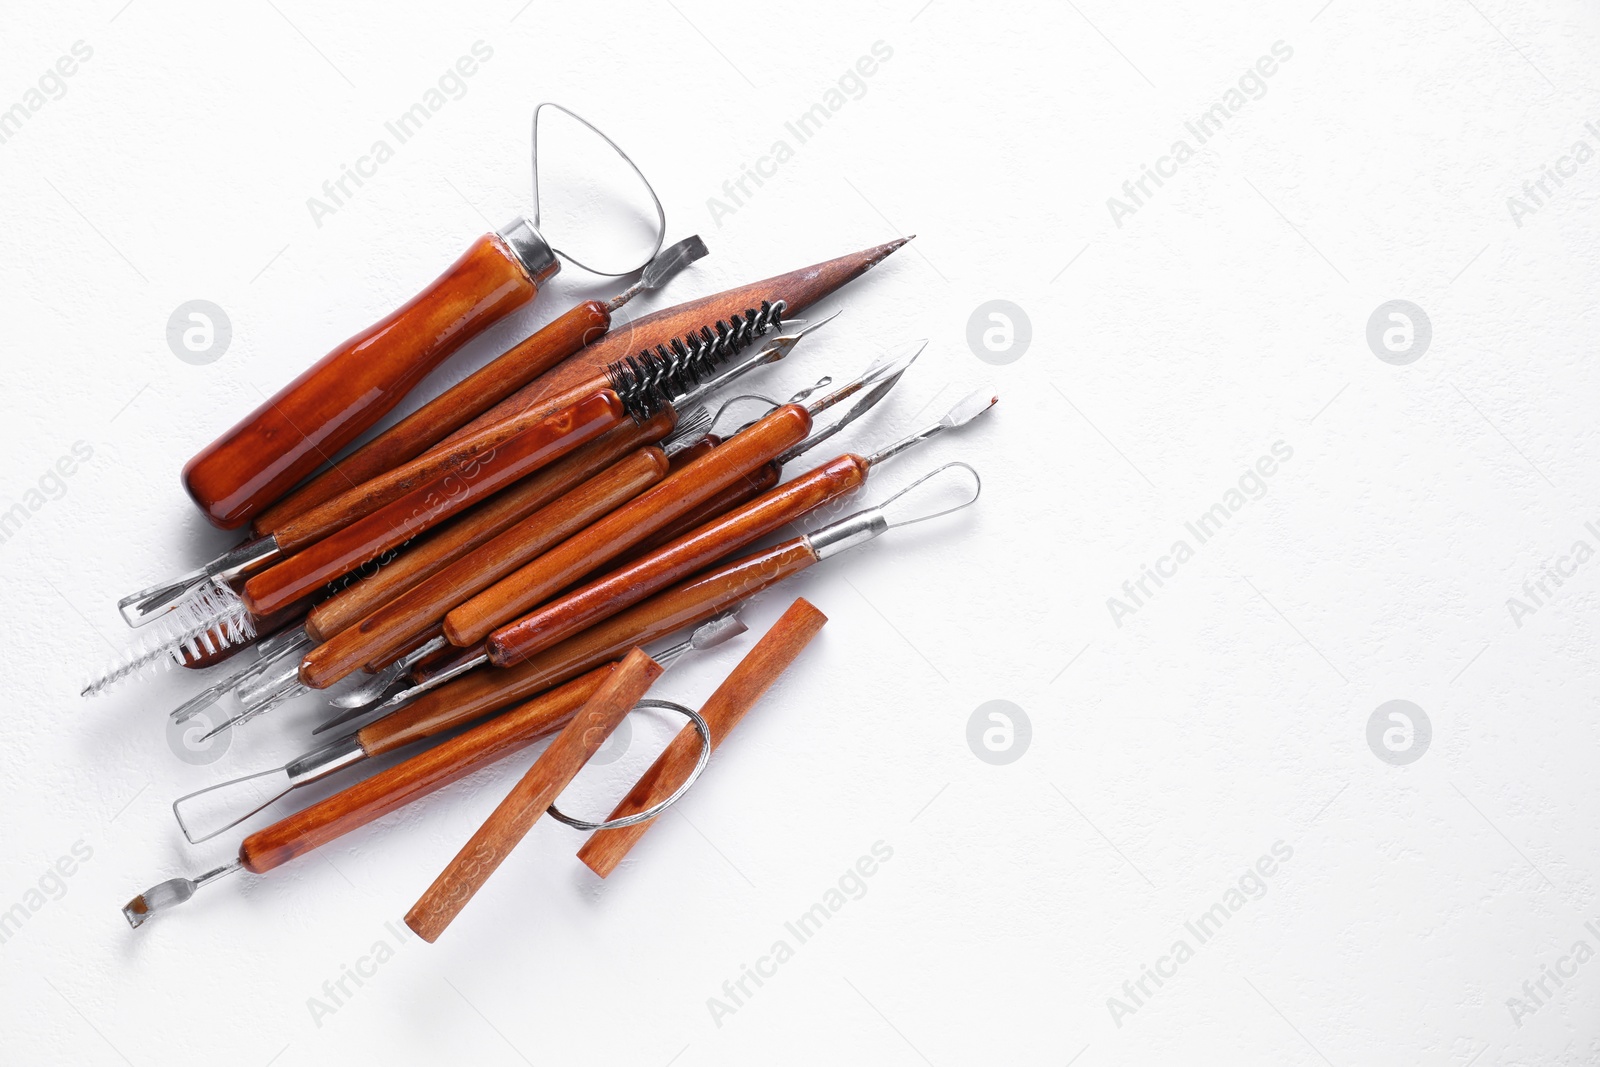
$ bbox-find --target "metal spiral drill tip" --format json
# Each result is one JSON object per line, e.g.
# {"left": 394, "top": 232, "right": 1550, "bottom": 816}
{"left": 606, "top": 300, "right": 787, "bottom": 419}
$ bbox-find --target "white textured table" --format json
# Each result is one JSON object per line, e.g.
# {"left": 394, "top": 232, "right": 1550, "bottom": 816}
{"left": 1, "top": 2, "right": 1596, "bottom": 1064}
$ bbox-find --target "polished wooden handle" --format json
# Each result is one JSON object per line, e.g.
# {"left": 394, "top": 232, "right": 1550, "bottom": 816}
{"left": 404, "top": 649, "right": 662, "bottom": 942}
{"left": 617, "top": 460, "right": 779, "bottom": 564}
{"left": 498, "top": 455, "right": 864, "bottom": 661}
{"left": 182, "top": 233, "right": 538, "bottom": 530}
{"left": 579, "top": 598, "right": 828, "bottom": 877}
{"left": 255, "top": 301, "right": 610, "bottom": 533}
{"left": 300, "top": 446, "right": 671, "bottom": 688}
{"left": 241, "top": 391, "right": 623, "bottom": 617}
{"left": 436, "top": 240, "right": 909, "bottom": 450}
{"left": 362, "top": 538, "right": 817, "bottom": 750}
{"left": 303, "top": 412, "right": 674, "bottom": 643}
{"left": 238, "top": 665, "right": 614, "bottom": 874}
{"left": 442, "top": 405, "right": 811, "bottom": 648}
{"left": 268, "top": 367, "right": 634, "bottom": 554}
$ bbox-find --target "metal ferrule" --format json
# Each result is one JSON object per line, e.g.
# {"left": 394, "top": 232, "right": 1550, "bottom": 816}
{"left": 213, "top": 535, "right": 282, "bottom": 584}
{"left": 497, "top": 215, "right": 560, "bottom": 286}
{"left": 804, "top": 510, "right": 889, "bottom": 561}
{"left": 284, "top": 734, "right": 366, "bottom": 785}
{"left": 234, "top": 651, "right": 303, "bottom": 707}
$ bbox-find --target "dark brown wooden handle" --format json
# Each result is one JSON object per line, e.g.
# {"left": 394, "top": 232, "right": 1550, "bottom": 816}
{"left": 497, "top": 455, "right": 864, "bottom": 661}
{"left": 578, "top": 598, "right": 828, "bottom": 877}
{"left": 182, "top": 233, "right": 538, "bottom": 530}
{"left": 300, "top": 446, "right": 671, "bottom": 688}
{"left": 238, "top": 665, "right": 615, "bottom": 874}
{"left": 255, "top": 301, "right": 610, "bottom": 534}
{"left": 441, "top": 405, "right": 811, "bottom": 648}
{"left": 360, "top": 538, "right": 816, "bottom": 750}
{"left": 404, "top": 648, "right": 663, "bottom": 942}
{"left": 302, "top": 412, "right": 675, "bottom": 644}
{"left": 240, "top": 392, "right": 624, "bottom": 617}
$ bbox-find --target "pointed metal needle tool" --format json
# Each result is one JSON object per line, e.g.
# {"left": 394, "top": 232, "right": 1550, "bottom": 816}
{"left": 167, "top": 613, "right": 745, "bottom": 847}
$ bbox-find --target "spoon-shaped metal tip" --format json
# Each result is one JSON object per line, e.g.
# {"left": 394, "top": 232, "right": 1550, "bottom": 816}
{"left": 122, "top": 862, "right": 240, "bottom": 928}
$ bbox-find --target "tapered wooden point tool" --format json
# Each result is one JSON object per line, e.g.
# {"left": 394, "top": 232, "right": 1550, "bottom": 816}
{"left": 404, "top": 647, "right": 663, "bottom": 943}
{"left": 578, "top": 598, "right": 827, "bottom": 878}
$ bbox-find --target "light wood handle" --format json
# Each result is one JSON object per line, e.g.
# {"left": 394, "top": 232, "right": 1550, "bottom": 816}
{"left": 255, "top": 300, "right": 610, "bottom": 533}
{"left": 240, "top": 392, "right": 623, "bottom": 617}
{"left": 238, "top": 665, "right": 614, "bottom": 874}
{"left": 578, "top": 598, "right": 828, "bottom": 877}
{"left": 442, "top": 405, "right": 811, "bottom": 648}
{"left": 182, "top": 233, "right": 537, "bottom": 530}
{"left": 404, "top": 648, "right": 662, "bottom": 942}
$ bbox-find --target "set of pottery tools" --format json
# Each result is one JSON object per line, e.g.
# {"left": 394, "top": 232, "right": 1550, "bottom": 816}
{"left": 97, "top": 104, "right": 994, "bottom": 938}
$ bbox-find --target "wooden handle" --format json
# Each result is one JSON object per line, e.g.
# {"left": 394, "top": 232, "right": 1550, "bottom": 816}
{"left": 436, "top": 240, "right": 910, "bottom": 451}
{"left": 579, "top": 598, "right": 828, "bottom": 877}
{"left": 617, "top": 461, "right": 779, "bottom": 564}
{"left": 303, "top": 411, "right": 675, "bottom": 643}
{"left": 238, "top": 665, "right": 615, "bottom": 874}
{"left": 300, "top": 446, "right": 671, "bottom": 688}
{"left": 360, "top": 538, "right": 817, "bottom": 751}
{"left": 665, "top": 434, "right": 719, "bottom": 471}
{"left": 404, "top": 649, "right": 662, "bottom": 942}
{"left": 268, "top": 368, "right": 635, "bottom": 553}
{"left": 240, "top": 391, "right": 623, "bottom": 617}
{"left": 255, "top": 301, "right": 610, "bottom": 533}
{"left": 442, "top": 405, "right": 811, "bottom": 648}
{"left": 182, "top": 233, "right": 538, "bottom": 530}
{"left": 498, "top": 455, "right": 863, "bottom": 661}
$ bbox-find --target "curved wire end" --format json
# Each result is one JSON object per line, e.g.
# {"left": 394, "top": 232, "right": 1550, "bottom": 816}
{"left": 878, "top": 462, "right": 983, "bottom": 529}
{"left": 531, "top": 102, "right": 666, "bottom": 277}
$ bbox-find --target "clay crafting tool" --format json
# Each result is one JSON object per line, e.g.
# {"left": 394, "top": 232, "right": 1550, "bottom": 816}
{"left": 168, "top": 615, "right": 744, "bottom": 845}
{"left": 403, "top": 647, "right": 664, "bottom": 942}
{"left": 499, "top": 388, "right": 997, "bottom": 660}
{"left": 117, "top": 237, "right": 903, "bottom": 631}
{"left": 294, "top": 324, "right": 833, "bottom": 690}
{"left": 182, "top": 103, "right": 670, "bottom": 532}
{"left": 438, "top": 342, "right": 925, "bottom": 653}
{"left": 579, "top": 597, "right": 827, "bottom": 876}
{"left": 131, "top": 617, "right": 738, "bottom": 925}
{"left": 340, "top": 462, "right": 981, "bottom": 739}
{"left": 235, "top": 302, "right": 794, "bottom": 619}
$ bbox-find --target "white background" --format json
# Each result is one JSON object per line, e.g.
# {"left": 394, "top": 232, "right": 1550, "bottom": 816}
{"left": 2, "top": 1, "right": 1598, "bottom": 1064}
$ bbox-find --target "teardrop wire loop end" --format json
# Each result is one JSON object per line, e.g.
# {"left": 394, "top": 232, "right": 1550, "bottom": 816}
{"left": 876, "top": 461, "right": 984, "bottom": 529}
{"left": 531, "top": 101, "right": 666, "bottom": 277}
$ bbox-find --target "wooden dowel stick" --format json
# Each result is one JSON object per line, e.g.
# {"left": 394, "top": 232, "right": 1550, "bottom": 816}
{"left": 404, "top": 648, "right": 662, "bottom": 942}
{"left": 577, "top": 599, "right": 827, "bottom": 878}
